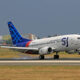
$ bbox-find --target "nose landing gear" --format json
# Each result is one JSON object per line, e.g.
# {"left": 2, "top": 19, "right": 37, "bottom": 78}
{"left": 54, "top": 52, "right": 59, "bottom": 59}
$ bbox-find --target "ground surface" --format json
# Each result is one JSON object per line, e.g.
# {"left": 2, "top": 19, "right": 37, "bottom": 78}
{"left": 0, "top": 65, "right": 80, "bottom": 80}
{"left": 0, "top": 48, "right": 22, "bottom": 58}
{"left": 0, "top": 48, "right": 80, "bottom": 80}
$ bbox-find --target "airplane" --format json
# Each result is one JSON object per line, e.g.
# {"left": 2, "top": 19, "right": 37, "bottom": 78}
{"left": 1, "top": 21, "right": 80, "bottom": 59}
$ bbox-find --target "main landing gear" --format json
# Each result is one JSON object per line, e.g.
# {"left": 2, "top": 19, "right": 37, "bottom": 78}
{"left": 39, "top": 52, "right": 59, "bottom": 60}
{"left": 39, "top": 55, "right": 44, "bottom": 60}
{"left": 54, "top": 52, "right": 59, "bottom": 59}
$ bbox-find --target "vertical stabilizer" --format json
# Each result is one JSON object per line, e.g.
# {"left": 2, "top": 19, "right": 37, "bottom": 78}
{"left": 8, "top": 21, "right": 31, "bottom": 45}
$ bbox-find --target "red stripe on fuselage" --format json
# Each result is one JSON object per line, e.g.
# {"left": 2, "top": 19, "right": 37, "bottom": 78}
{"left": 26, "top": 41, "right": 32, "bottom": 47}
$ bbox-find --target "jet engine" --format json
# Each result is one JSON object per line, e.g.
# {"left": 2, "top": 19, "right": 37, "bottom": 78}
{"left": 39, "top": 47, "right": 53, "bottom": 55}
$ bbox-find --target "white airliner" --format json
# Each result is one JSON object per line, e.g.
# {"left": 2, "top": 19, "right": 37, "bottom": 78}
{"left": 1, "top": 21, "right": 80, "bottom": 59}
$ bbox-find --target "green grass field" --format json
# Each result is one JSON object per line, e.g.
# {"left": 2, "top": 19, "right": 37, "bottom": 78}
{"left": 0, "top": 65, "right": 80, "bottom": 80}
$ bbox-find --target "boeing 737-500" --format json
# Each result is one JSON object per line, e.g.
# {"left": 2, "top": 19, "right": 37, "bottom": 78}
{"left": 1, "top": 22, "right": 80, "bottom": 59}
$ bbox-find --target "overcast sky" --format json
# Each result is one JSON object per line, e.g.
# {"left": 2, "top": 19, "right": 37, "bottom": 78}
{"left": 0, "top": 0, "right": 80, "bottom": 37}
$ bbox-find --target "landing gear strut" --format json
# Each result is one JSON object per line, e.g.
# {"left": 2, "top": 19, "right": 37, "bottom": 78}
{"left": 39, "top": 55, "right": 44, "bottom": 60}
{"left": 54, "top": 52, "right": 59, "bottom": 59}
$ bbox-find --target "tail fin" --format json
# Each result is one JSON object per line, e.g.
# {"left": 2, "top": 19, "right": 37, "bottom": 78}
{"left": 8, "top": 21, "right": 31, "bottom": 45}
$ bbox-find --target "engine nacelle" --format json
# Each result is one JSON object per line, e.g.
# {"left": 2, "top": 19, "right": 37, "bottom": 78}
{"left": 39, "top": 47, "right": 53, "bottom": 55}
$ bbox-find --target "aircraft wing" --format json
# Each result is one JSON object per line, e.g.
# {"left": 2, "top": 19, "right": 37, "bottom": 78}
{"left": 1, "top": 46, "right": 55, "bottom": 50}
{"left": 1, "top": 46, "right": 38, "bottom": 51}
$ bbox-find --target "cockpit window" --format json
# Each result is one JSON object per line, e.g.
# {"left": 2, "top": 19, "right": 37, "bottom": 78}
{"left": 77, "top": 37, "right": 80, "bottom": 39}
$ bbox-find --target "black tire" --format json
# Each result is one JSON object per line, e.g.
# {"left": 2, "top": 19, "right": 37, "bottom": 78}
{"left": 54, "top": 55, "right": 59, "bottom": 59}
{"left": 39, "top": 55, "right": 44, "bottom": 60}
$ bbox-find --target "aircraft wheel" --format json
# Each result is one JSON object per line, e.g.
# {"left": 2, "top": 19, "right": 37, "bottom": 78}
{"left": 54, "top": 55, "right": 59, "bottom": 59}
{"left": 78, "top": 52, "right": 80, "bottom": 55}
{"left": 39, "top": 55, "right": 44, "bottom": 60}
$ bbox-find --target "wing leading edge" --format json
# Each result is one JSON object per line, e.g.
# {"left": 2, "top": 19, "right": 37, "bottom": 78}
{"left": 1, "top": 46, "right": 38, "bottom": 51}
